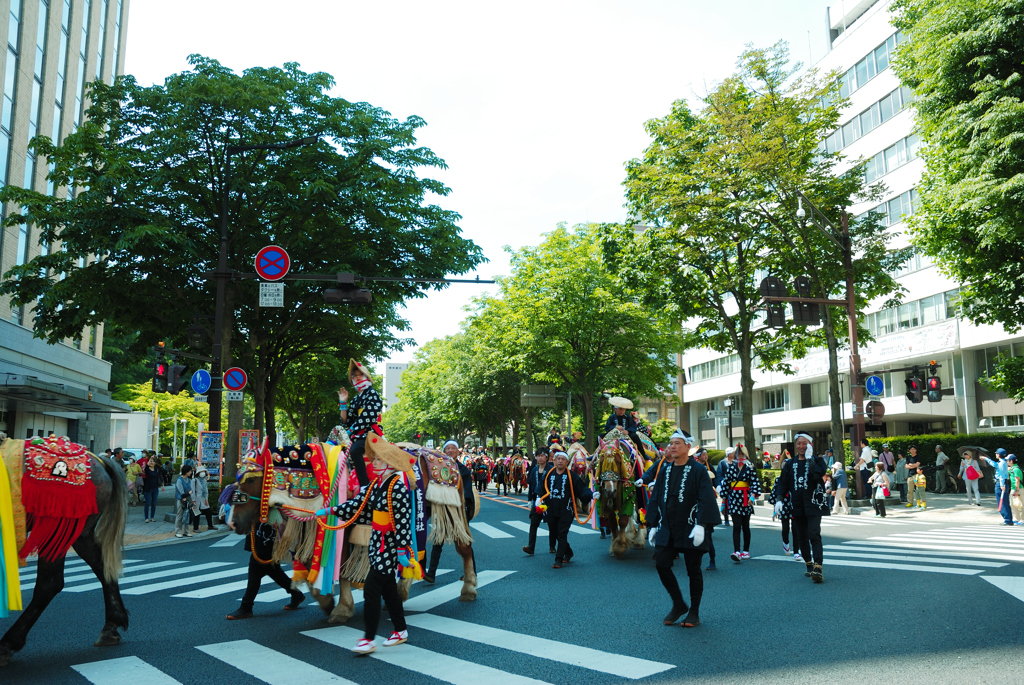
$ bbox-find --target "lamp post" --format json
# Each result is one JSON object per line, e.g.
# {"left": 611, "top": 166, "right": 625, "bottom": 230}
{"left": 208, "top": 135, "right": 321, "bottom": 432}
{"left": 723, "top": 397, "right": 734, "bottom": 447}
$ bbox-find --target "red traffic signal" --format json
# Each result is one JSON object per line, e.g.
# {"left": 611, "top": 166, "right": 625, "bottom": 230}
{"left": 152, "top": 360, "right": 168, "bottom": 393}
{"left": 927, "top": 376, "right": 942, "bottom": 402}
{"left": 904, "top": 376, "right": 924, "bottom": 404}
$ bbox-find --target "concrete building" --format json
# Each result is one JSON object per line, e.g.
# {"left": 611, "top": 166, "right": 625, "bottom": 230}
{"left": 383, "top": 362, "right": 408, "bottom": 409}
{"left": 0, "top": 0, "right": 130, "bottom": 451}
{"left": 681, "top": 0, "right": 1024, "bottom": 452}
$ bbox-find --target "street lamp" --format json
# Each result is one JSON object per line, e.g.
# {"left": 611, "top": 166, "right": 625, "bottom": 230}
{"left": 723, "top": 397, "right": 734, "bottom": 447}
{"left": 208, "top": 135, "right": 321, "bottom": 432}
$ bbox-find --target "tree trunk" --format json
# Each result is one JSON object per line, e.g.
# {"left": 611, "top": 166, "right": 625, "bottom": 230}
{"left": 738, "top": 346, "right": 757, "bottom": 461}
{"left": 224, "top": 394, "right": 244, "bottom": 483}
{"left": 823, "top": 305, "right": 846, "bottom": 464}
{"left": 581, "top": 392, "right": 595, "bottom": 453}
{"left": 265, "top": 380, "right": 278, "bottom": 447}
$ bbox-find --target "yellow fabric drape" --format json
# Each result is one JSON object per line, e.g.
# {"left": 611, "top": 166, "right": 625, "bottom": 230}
{"left": 0, "top": 442, "right": 23, "bottom": 612}
{"left": 0, "top": 440, "right": 26, "bottom": 563}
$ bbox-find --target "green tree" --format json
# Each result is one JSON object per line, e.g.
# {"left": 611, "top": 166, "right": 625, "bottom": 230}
{"left": 618, "top": 42, "right": 907, "bottom": 456}
{"left": 892, "top": 0, "right": 1024, "bottom": 397}
{"left": 484, "top": 223, "right": 678, "bottom": 452}
{"left": 112, "top": 382, "right": 209, "bottom": 455}
{"left": 102, "top": 324, "right": 152, "bottom": 390}
{"left": 275, "top": 353, "right": 347, "bottom": 443}
{"left": 0, "top": 56, "right": 483, "bottom": 451}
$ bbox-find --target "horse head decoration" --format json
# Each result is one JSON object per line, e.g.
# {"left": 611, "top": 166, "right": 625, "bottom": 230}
{"left": 591, "top": 430, "right": 646, "bottom": 558}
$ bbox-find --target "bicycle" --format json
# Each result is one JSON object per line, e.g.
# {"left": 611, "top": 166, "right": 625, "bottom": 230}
{"left": 923, "top": 464, "right": 961, "bottom": 494}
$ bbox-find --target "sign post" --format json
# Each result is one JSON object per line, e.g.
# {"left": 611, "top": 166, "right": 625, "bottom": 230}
{"left": 254, "top": 245, "right": 291, "bottom": 281}
{"left": 198, "top": 430, "right": 224, "bottom": 486}
{"left": 223, "top": 367, "right": 248, "bottom": 393}
{"left": 190, "top": 369, "right": 211, "bottom": 395}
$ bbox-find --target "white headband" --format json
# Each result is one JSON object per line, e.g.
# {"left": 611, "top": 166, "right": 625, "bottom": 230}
{"left": 671, "top": 429, "right": 695, "bottom": 445}
{"left": 553, "top": 451, "right": 569, "bottom": 460}
{"left": 442, "top": 440, "right": 459, "bottom": 450}
{"left": 795, "top": 433, "right": 813, "bottom": 443}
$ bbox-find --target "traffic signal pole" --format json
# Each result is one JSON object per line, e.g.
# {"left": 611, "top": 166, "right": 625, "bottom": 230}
{"left": 841, "top": 212, "right": 866, "bottom": 452}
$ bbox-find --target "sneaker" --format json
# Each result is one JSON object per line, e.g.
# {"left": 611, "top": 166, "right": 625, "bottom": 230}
{"left": 875, "top": 514, "right": 880, "bottom": 517}
{"left": 782, "top": 543, "right": 791, "bottom": 555}
{"left": 522, "top": 546, "right": 534, "bottom": 556}
{"left": 174, "top": 533, "right": 183, "bottom": 538}
{"left": 706, "top": 563, "right": 717, "bottom": 570}
{"left": 353, "top": 639, "right": 376, "bottom": 655}
{"left": 383, "top": 630, "right": 408, "bottom": 647}
{"left": 730, "top": 552, "right": 741, "bottom": 563}
{"left": 794, "top": 553, "right": 803, "bottom": 562}
{"left": 739, "top": 552, "right": 750, "bottom": 560}
{"left": 226, "top": 608, "right": 253, "bottom": 620}
{"left": 183, "top": 532, "right": 193, "bottom": 537}
{"left": 905, "top": 503, "right": 914, "bottom": 507}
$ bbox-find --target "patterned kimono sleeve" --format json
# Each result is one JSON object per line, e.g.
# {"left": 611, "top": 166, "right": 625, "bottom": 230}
{"left": 390, "top": 478, "right": 413, "bottom": 549}
{"left": 749, "top": 466, "right": 763, "bottom": 498}
{"left": 347, "top": 389, "right": 383, "bottom": 436}
{"left": 332, "top": 491, "right": 371, "bottom": 523}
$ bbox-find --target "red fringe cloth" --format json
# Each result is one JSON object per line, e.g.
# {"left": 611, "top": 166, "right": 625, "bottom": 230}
{"left": 19, "top": 464, "right": 97, "bottom": 562}
{"left": 21, "top": 514, "right": 89, "bottom": 562}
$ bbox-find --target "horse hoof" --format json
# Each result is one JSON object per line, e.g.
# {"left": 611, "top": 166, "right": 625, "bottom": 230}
{"left": 0, "top": 645, "right": 13, "bottom": 666}
{"left": 459, "top": 589, "right": 477, "bottom": 602}
{"left": 94, "top": 633, "right": 121, "bottom": 647}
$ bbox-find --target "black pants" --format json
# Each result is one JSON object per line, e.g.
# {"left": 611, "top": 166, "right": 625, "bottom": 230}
{"left": 731, "top": 514, "right": 751, "bottom": 552}
{"left": 720, "top": 494, "right": 730, "bottom": 524}
{"left": 362, "top": 567, "right": 407, "bottom": 640}
{"left": 793, "top": 514, "right": 823, "bottom": 565}
{"left": 349, "top": 438, "right": 370, "bottom": 487}
{"left": 476, "top": 478, "right": 486, "bottom": 492}
{"left": 897, "top": 483, "right": 907, "bottom": 502}
{"left": 191, "top": 508, "right": 215, "bottom": 530}
{"left": 548, "top": 512, "right": 574, "bottom": 562}
{"left": 239, "top": 557, "right": 295, "bottom": 611}
{"left": 781, "top": 517, "right": 805, "bottom": 552}
{"left": 655, "top": 543, "right": 704, "bottom": 614}
{"left": 528, "top": 511, "right": 554, "bottom": 552}
{"left": 873, "top": 499, "right": 887, "bottom": 517}
{"left": 704, "top": 525, "right": 715, "bottom": 565}
{"left": 426, "top": 541, "right": 477, "bottom": 577}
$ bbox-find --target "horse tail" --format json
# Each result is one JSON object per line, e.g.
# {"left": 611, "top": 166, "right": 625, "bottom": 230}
{"left": 95, "top": 455, "right": 127, "bottom": 582}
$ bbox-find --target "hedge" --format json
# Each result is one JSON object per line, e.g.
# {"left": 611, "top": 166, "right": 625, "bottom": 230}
{"left": 839, "top": 432, "right": 1024, "bottom": 467}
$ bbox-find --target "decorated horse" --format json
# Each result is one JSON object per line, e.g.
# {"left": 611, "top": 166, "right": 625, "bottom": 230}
{"left": 566, "top": 441, "right": 589, "bottom": 479}
{"left": 510, "top": 454, "right": 527, "bottom": 495}
{"left": 590, "top": 429, "right": 646, "bottom": 558}
{"left": 229, "top": 432, "right": 478, "bottom": 623}
{"left": 0, "top": 435, "right": 128, "bottom": 666}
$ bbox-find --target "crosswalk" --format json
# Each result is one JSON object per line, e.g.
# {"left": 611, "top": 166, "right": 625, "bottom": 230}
{"left": 756, "top": 524, "right": 1023, "bottom": 577}
{"left": 70, "top": 611, "right": 673, "bottom": 685}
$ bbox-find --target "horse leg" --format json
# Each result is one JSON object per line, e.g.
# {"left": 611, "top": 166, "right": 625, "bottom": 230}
{"left": 328, "top": 579, "right": 355, "bottom": 624}
{"left": 73, "top": 529, "right": 129, "bottom": 647}
{"left": 609, "top": 516, "right": 627, "bottom": 559}
{"left": 455, "top": 541, "right": 477, "bottom": 601}
{"left": 0, "top": 556, "right": 67, "bottom": 665}
{"left": 397, "top": 577, "right": 413, "bottom": 602}
{"left": 309, "top": 586, "right": 335, "bottom": 617}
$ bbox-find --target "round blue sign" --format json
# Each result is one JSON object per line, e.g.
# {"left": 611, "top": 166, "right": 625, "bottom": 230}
{"left": 866, "top": 374, "right": 885, "bottom": 397}
{"left": 190, "top": 369, "right": 212, "bottom": 395}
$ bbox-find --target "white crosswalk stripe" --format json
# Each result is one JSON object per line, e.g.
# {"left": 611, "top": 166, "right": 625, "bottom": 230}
{"left": 66, "top": 562, "right": 233, "bottom": 593}
{"left": 501, "top": 520, "right": 599, "bottom": 536}
{"left": 755, "top": 554, "right": 983, "bottom": 575}
{"left": 72, "top": 656, "right": 183, "bottom": 685}
{"left": 405, "top": 613, "right": 673, "bottom": 679}
{"left": 21, "top": 558, "right": 144, "bottom": 583}
{"left": 23, "top": 560, "right": 185, "bottom": 591}
{"left": 122, "top": 566, "right": 249, "bottom": 595}
{"left": 403, "top": 570, "right": 514, "bottom": 612}
{"left": 173, "top": 575, "right": 276, "bottom": 599}
{"left": 469, "top": 522, "right": 514, "bottom": 538}
{"left": 198, "top": 639, "right": 357, "bottom": 684}
{"left": 304, "top": 625, "right": 552, "bottom": 685}
{"left": 210, "top": 534, "right": 246, "bottom": 548}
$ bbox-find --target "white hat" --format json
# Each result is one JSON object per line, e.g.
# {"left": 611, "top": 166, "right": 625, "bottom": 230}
{"left": 670, "top": 428, "right": 695, "bottom": 445}
{"left": 442, "top": 440, "right": 459, "bottom": 450}
{"left": 609, "top": 396, "right": 634, "bottom": 409}
{"left": 725, "top": 447, "right": 736, "bottom": 456}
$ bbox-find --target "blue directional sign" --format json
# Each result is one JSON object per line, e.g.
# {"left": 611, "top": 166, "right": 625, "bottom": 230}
{"left": 865, "top": 374, "right": 885, "bottom": 397}
{"left": 190, "top": 369, "right": 212, "bottom": 395}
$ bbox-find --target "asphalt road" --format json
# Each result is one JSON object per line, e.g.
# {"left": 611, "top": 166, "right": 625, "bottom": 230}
{"left": 3, "top": 490, "right": 1023, "bottom": 685}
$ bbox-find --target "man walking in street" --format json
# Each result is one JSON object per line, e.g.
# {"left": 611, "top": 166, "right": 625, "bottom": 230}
{"left": 905, "top": 446, "right": 922, "bottom": 507}
{"left": 174, "top": 464, "right": 194, "bottom": 538}
{"left": 523, "top": 448, "right": 554, "bottom": 555}
{"left": 855, "top": 439, "right": 873, "bottom": 501}
{"left": 981, "top": 448, "right": 1013, "bottom": 525}
{"left": 716, "top": 447, "right": 735, "bottom": 526}
{"left": 541, "top": 450, "right": 592, "bottom": 568}
{"left": 935, "top": 445, "right": 950, "bottom": 493}
{"left": 774, "top": 432, "right": 830, "bottom": 583}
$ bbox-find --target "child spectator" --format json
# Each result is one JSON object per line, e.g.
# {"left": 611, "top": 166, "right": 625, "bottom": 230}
{"left": 912, "top": 467, "right": 927, "bottom": 509}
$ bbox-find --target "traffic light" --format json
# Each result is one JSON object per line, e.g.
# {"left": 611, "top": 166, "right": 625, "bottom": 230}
{"left": 168, "top": 364, "right": 189, "bottom": 395}
{"left": 152, "top": 359, "right": 168, "bottom": 393}
{"left": 927, "top": 376, "right": 942, "bottom": 402}
{"left": 905, "top": 372, "right": 924, "bottom": 404}
{"left": 791, "top": 275, "right": 821, "bottom": 326}
{"left": 323, "top": 287, "right": 373, "bottom": 304}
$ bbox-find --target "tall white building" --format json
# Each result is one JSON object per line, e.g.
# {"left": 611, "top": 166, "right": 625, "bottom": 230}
{"left": 681, "top": 0, "right": 1024, "bottom": 451}
{"left": 383, "top": 362, "right": 408, "bottom": 409}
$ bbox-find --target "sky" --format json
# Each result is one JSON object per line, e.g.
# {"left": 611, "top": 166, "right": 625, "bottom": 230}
{"left": 124, "top": 0, "right": 838, "bottom": 366}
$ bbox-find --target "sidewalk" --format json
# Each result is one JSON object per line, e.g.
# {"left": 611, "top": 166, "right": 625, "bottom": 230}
{"left": 754, "top": 492, "right": 1010, "bottom": 524}
{"left": 123, "top": 486, "right": 229, "bottom": 548}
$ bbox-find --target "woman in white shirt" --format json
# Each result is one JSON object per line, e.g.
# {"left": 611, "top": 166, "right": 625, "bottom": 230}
{"left": 868, "top": 462, "right": 891, "bottom": 518}
{"left": 856, "top": 439, "right": 874, "bottom": 500}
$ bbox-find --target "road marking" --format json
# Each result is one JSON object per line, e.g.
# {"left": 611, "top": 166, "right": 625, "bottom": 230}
{"left": 981, "top": 576, "right": 1024, "bottom": 605}
{"left": 173, "top": 576, "right": 276, "bottom": 599}
{"left": 479, "top": 494, "right": 529, "bottom": 511}
{"left": 405, "top": 614, "right": 674, "bottom": 679}
{"left": 210, "top": 534, "right": 247, "bottom": 548}
{"left": 197, "top": 639, "right": 357, "bottom": 684}
{"left": 469, "top": 522, "right": 514, "bottom": 539}
{"left": 869, "top": 535, "right": 1024, "bottom": 551}
{"left": 21, "top": 558, "right": 143, "bottom": 582}
{"left": 122, "top": 566, "right": 247, "bottom": 595}
{"left": 846, "top": 541, "right": 1024, "bottom": 562}
{"left": 403, "top": 570, "right": 514, "bottom": 612}
{"left": 71, "top": 656, "right": 182, "bottom": 685}
{"left": 830, "top": 544, "right": 1024, "bottom": 561}
{"left": 66, "top": 562, "right": 231, "bottom": 593}
{"left": 824, "top": 551, "right": 1007, "bottom": 567}
{"left": 755, "top": 554, "right": 982, "bottom": 575}
{"left": 23, "top": 561, "right": 185, "bottom": 591}
{"left": 303, "top": 626, "right": 551, "bottom": 685}
{"left": 500, "top": 520, "right": 598, "bottom": 536}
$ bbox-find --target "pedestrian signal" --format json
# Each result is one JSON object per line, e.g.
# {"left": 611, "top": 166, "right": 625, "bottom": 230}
{"left": 927, "top": 376, "right": 942, "bottom": 403}
{"left": 152, "top": 360, "right": 168, "bottom": 393}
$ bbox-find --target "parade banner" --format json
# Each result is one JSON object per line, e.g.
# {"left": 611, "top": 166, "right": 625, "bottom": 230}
{"left": 198, "top": 431, "right": 224, "bottom": 486}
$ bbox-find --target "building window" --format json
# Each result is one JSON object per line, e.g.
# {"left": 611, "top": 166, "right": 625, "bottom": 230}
{"left": 688, "top": 354, "right": 741, "bottom": 383}
{"left": 761, "top": 387, "right": 786, "bottom": 412}
{"left": 808, "top": 381, "right": 830, "bottom": 407}
{"left": 94, "top": 0, "right": 107, "bottom": 80}
{"left": 864, "top": 134, "right": 920, "bottom": 184}
{"left": 24, "top": 0, "right": 49, "bottom": 190}
{"left": 1, "top": 0, "right": 23, "bottom": 189}
{"left": 865, "top": 189, "right": 920, "bottom": 228}
{"left": 897, "top": 302, "right": 919, "bottom": 330}
{"left": 838, "top": 31, "right": 904, "bottom": 99}
{"left": 108, "top": 0, "right": 121, "bottom": 82}
{"left": 88, "top": 325, "right": 96, "bottom": 354}
{"left": 74, "top": 0, "right": 91, "bottom": 127}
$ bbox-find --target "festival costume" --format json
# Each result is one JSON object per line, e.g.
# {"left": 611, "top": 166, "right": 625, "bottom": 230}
{"left": 425, "top": 458, "right": 476, "bottom": 581}
{"left": 646, "top": 455, "right": 721, "bottom": 626}
{"left": 524, "top": 461, "right": 555, "bottom": 554}
{"left": 773, "top": 443, "right": 830, "bottom": 582}
{"left": 228, "top": 522, "right": 304, "bottom": 618}
{"left": 719, "top": 460, "right": 761, "bottom": 557}
{"left": 343, "top": 360, "right": 384, "bottom": 487}
{"left": 540, "top": 468, "right": 592, "bottom": 566}
{"left": 768, "top": 461, "right": 802, "bottom": 557}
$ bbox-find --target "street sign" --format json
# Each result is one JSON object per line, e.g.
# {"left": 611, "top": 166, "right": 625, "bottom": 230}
{"left": 866, "top": 374, "right": 885, "bottom": 396}
{"left": 707, "top": 409, "right": 743, "bottom": 419}
{"left": 520, "top": 384, "right": 558, "bottom": 408}
{"left": 190, "top": 369, "right": 211, "bottom": 395}
{"left": 866, "top": 399, "right": 886, "bottom": 425}
{"left": 254, "top": 245, "right": 291, "bottom": 282}
{"left": 259, "top": 282, "right": 285, "bottom": 307}
{"left": 194, "top": 394, "right": 208, "bottom": 403}
{"left": 223, "top": 367, "right": 248, "bottom": 392}
{"left": 226, "top": 391, "right": 244, "bottom": 402}
{"left": 198, "top": 430, "right": 224, "bottom": 486}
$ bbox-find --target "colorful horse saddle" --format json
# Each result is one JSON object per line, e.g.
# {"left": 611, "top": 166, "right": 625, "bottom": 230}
{"left": 25, "top": 437, "right": 91, "bottom": 488}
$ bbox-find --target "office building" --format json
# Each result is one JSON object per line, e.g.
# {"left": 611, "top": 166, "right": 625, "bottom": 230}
{"left": 383, "top": 362, "right": 409, "bottom": 409}
{"left": 0, "top": 0, "right": 130, "bottom": 450}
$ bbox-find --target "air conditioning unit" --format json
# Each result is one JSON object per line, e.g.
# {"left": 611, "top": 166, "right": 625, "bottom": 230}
{"left": 978, "top": 418, "right": 992, "bottom": 429}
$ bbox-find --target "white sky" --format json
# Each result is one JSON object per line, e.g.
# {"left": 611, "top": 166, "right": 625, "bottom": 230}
{"left": 125, "top": 0, "right": 836, "bottom": 365}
